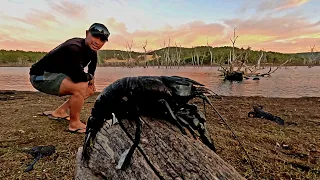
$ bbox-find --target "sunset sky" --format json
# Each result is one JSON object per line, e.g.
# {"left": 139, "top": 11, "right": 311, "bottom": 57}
{"left": 0, "top": 0, "right": 319, "bottom": 53}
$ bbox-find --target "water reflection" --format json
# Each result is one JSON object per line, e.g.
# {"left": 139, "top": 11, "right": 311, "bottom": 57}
{"left": 0, "top": 66, "right": 319, "bottom": 98}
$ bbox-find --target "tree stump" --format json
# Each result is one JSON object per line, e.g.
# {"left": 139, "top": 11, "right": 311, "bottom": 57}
{"left": 225, "top": 71, "right": 244, "bottom": 81}
{"left": 75, "top": 116, "right": 245, "bottom": 180}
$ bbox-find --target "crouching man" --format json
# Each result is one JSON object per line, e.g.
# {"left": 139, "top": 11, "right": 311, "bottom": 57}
{"left": 29, "top": 23, "right": 110, "bottom": 134}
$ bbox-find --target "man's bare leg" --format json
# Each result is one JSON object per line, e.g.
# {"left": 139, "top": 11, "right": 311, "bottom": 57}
{"left": 49, "top": 87, "right": 93, "bottom": 119}
{"left": 68, "top": 92, "right": 86, "bottom": 132}
{"left": 50, "top": 99, "right": 70, "bottom": 119}
{"left": 57, "top": 77, "right": 95, "bottom": 133}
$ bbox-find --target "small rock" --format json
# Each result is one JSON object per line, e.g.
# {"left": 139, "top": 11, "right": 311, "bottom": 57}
{"left": 18, "top": 130, "right": 25, "bottom": 133}
{"left": 253, "top": 146, "right": 259, "bottom": 151}
{"left": 282, "top": 143, "right": 290, "bottom": 150}
{"left": 309, "top": 144, "right": 317, "bottom": 152}
{"left": 141, "top": 138, "right": 149, "bottom": 144}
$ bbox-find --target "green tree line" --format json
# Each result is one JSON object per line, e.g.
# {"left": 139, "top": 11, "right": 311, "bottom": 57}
{"left": 0, "top": 50, "right": 46, "bottom": 66}
{"left": 1, "top": 46, "right": 318, "bottom": 66}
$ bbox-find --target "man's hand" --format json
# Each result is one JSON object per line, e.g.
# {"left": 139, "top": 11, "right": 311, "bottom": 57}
{"left": 88, "top": 79, "right": 96, "bottom": 92}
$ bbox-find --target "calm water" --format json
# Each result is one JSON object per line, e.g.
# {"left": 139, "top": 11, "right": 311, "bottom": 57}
{"left": 0, "top": 66, "right": 319, "bottom": 98}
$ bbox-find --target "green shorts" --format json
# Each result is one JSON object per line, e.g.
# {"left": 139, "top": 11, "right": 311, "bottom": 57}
{"left": 30, "top": 72, "right": 68, "bottom": 96}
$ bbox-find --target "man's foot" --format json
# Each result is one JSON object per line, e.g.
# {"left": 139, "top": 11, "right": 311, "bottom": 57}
{"left": 48, "top": 115, "right": 70, "bottom": 121}
{"left": 39, "top": 111, "right": 53, "bottom": 116}
{"left": 69, "top": 121, "right": 86, "bottom": 133}
{"left": 40, "top": 111, "right": 70, "bottom": 120}
{"left": 67, "top": 128, "right": 86, "bottom": 134}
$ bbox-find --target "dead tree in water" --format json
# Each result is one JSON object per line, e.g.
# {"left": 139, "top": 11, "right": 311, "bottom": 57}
{"left": 160, "top": 40, "right": 171, "bottom": 68}
{"left": 175, "top": 42, "right": 182, "bottom": 68}
{"left": 218, "top": 28, "right": 291, "bottom": 81}
{"left": 207, "top": 37, "right": 214, "bottom": 66}
{"left": 218, "top": 27, "right": 243, "bottom": 81}
{"left": 142, "top": 39, "right": 148, "bottom": 68}
{"left": 191, "top": 47, "right": 204, "bottom": 67}
{"left": 75, "top": 116, "right": 245, "bottom": 180}
{"left": 242, "top": 52, "right": 291, "bottom": 78}
{"left": 303, "top": 45, "right": 320, "bottom": 67}
{"left": 125, "top": 40, "right": 134, "bottom": 67}
{"left": 230, "top": 27, "right": 238, "bottom": 68}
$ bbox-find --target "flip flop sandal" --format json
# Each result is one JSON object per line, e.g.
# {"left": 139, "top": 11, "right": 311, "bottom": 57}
{"left": 48, "top": 114, "right": 70, "bottom": 121}
{"left": 66, "top": 128, "right": 86, "bottom": 134}
{"left": 37, "top": 111, "right": 53, "bottom": 116}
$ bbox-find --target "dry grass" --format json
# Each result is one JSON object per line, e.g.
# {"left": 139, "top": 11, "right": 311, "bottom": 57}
{"left": 0, "top": 91, "right": 319, "bottom": 179}
{"left": 201, "top": 96, "right": 320, "bottom": 179}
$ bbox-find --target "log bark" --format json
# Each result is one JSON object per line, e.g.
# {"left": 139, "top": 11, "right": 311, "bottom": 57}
{"left": 75, "top": 116, "right": 245, "bottom": 180}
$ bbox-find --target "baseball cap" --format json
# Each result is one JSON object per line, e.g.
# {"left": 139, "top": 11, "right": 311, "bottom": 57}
{"left": 88, "top": 23, "right": 110, "bottom": 41}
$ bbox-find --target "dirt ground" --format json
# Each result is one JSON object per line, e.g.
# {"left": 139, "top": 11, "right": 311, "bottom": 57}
{"left": 0, "top": 90, "right": 319, "bottom": 180}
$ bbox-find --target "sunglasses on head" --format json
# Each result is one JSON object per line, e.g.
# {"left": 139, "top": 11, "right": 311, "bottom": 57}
{"left": 89, "top": 24, "right": 110, "bottom": 41}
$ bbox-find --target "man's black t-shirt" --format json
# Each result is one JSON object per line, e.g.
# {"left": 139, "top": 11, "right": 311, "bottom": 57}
{"left": 29, "top": 38, "right": 97, "bottom": 83}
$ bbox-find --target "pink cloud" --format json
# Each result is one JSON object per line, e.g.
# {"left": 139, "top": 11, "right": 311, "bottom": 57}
{"left": 224, "top": 15, "right": 319, "bottom": 38}
{"left": 275, "top": 0, "right": 310, "bottom": 11}
{"left": 0, "top": 28, "right": 60, "bottom": 52}
{"left": 0, "top": 36, "right": 56, "bottom": 52}
{"left": 254, "top": 37, "right": 320, "bottom": 53}
{"left": 105, "top": 18, "right": 128, "bottom": 34}
{"left": 1, "top": 14, "right": 318, "bottom": 54}
{"left": 0, "top": 25, "right": 33, "bottom": 36}
{"left": 1, "top": 9, "right": 59, "bottom": 29}
{"left": 47, "top": 0, "right": 87, "bottom": 19}
{"left": 241, "top": 0, "right": 311, "bottom": 13}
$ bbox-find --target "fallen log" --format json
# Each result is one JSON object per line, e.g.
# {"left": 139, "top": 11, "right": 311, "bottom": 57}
{"left": 248, "top": 104, "right": 285, "bottom": 125}
{"left": 75, "top": 116, "right": 245, "bottom": 180}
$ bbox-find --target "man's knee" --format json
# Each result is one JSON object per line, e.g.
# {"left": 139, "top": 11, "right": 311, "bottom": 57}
{"left": 87, "top": 88, "right": 95, "bottom": 97}
{"left": 72, "top": 91, "right": 86, "bottom": 99}
{"left": 74, "top": 83, "right": 89, "bottom": 98}
{"left": 60, "top": 78, "right": 88, "bottom": 97}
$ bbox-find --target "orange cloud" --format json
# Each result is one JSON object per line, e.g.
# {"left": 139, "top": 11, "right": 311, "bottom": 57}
{"left": 0, "top": 26, "right": 65, "bottom": 52}
{"left": 224, "top": 16, "right": 318, "bottom": 38}
{"left": 102, "top": 16, "right": 319, "bottom": 53}
{"left": 104, "top": 19, "right": 226, "bottom": 51}
{"left": 222, "top": 15, "right": 320, "bottom": 52}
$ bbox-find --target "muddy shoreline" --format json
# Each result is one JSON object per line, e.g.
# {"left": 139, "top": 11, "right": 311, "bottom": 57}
{"left": 0, "top": 91, "right": 319, "bottom": 179}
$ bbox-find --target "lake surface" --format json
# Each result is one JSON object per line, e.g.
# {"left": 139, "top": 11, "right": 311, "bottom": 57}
{"left": 0, "top": 66, "right": 319, "bottom": 98}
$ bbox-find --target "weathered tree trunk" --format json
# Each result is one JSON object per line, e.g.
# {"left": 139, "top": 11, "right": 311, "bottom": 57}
{"left": 225, "top": 71, "right": 244, "bottom": 81}
{"left": 75, "top": 116, "right": 245, "bottom": 180}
